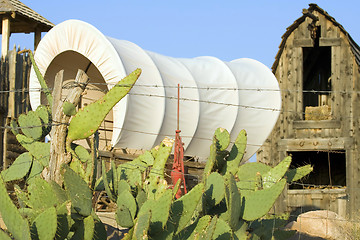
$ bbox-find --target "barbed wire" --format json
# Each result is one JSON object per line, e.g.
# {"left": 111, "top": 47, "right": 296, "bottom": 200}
{"left": 0, "top": 83, "right": 356, "bottom": 94}
{"left": 1, "top": 85, "right": 352, "bottom": 120}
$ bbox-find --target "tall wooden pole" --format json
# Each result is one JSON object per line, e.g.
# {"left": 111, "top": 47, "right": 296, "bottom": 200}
{"left": 1, "top": 16, "right": 10, "bottom": 59}
{"left": 34, "top": 28, "right": 41, "bottom": 51}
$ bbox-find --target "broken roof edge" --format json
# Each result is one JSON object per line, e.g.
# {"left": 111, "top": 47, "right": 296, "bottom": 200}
{"left": 272, "top": 3, "right": 360, "bottom": 72}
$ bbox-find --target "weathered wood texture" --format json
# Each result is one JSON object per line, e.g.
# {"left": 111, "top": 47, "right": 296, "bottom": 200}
{"left": 0, "top": 47, "right": 31, "bottom": 170}
{"left": 257, "top": 6, "right": 360, "bottom": 219}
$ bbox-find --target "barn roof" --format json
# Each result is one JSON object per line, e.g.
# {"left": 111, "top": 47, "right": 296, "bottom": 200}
{"left": 272, "top": 3, "right": 360, "bottom": 72}
{"left": 0, "top": 0, "right": 54, "bottom": 33}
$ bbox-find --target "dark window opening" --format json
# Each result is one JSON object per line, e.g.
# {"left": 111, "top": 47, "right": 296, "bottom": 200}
{"left": 302, "top": 27, "right": 332, "bottom": 117}
{"left": 288, "top": 151, "right": 346, "bottom": 189}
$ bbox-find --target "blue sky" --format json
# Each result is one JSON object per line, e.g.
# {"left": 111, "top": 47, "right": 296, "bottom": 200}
{"left": 9, "top": 1, "right": 360, "bottom": 69}
{"left": 6, "top": 1, "right": 360, "bottom": 161}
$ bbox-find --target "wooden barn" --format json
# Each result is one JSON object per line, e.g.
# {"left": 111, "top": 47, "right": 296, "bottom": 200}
{"left": 257, "top": 4, "right": 360, "bottom": 219}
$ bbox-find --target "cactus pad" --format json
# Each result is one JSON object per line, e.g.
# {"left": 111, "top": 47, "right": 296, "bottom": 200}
{"left": 0, "top": 176, "right": 31, "bottom": 240}
{"left": 224, "top": 129, "right": 247, "bottom": 175}
{"left": 18, "top": 111, "right": 43, "bottom": 140}
{"left": 62, "top": 101, "right": 77, "bottom": 116}
{"left": 170, "top": 183, "right": 204, "bottom": 233}
{"left": 242, "top": 179, "right": 286, "bottom": 221}
{"left": 16, "top": 134, "right": 50, "bottom": 166}
{"left": 1, "top": 152, "right": 32, "bottom": 182}
{"left": 32, "top": 207, "right": 57, "bottom": 240}
{"left": 116, "top": 190, "right": 137, "bottom": 222}
{"left": 67, "top": 68, "right": 141, "bottom": 141}
{"left": 285, "top": 164, "right": 313, "bottom": 183}
{"left": 63, "top": 166, "right": 92, "bottom": 216}
{"left": 27, "top": 178, "right": 59, "bottom": 210}
{"left": 204, "top": 172, "right": 225, "bottom": 206}
{"left": 262, "top": 156, "right": 291, "bottom": 189}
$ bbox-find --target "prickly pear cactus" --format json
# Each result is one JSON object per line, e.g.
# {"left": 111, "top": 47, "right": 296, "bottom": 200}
{"left": 67, "top": 68, "right": 141, "bottom": 142}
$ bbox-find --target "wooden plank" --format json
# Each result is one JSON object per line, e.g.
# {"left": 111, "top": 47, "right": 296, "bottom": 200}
{"left": 319, "top": 38, "right": 341, "bottom": 46}
{"left": 293, "top": 120, "right": 341, "bottom": 129}
{"left": 278, "top": 137, "right": 353, "bottom": 151}
{"left": 7, "top": 49, "right": 16, "bottom": 118}
{"left": 34, "top": 28, "right": 41, "bottom": 51}
{"left": 293, "top": 39, "right": 313, "bottom": 47}
{"left": 1, "top": 17, "right": 10, "bottom": 58}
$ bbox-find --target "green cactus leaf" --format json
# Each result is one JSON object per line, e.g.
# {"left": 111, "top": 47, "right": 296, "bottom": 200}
{"left": 67, "top": 68, "right": 141, "bottom": 142}
{"left": 203, "top": 128, "right": 230, "bottom": 179}
{"left": 149, "top": 189, "right": 173, "bottom": 234}
{"left": 116, "top": 204, "right": 134, "bottom": 228}
{"left": 136, "top": 188, "right": 147, "bottom": 210}
{"left": 285, "top": 164, "right": 313, "bottom": 183}
{"left": 14, "top": 184, "right": 30, "bottom": 208}
{"left": 122, "top": 226, "right": 135, "bottom": 240}
{"left": 94, "top": 167, "right": 113, "bottom": 191}
{"left": 49, "top": 180, "right": 68, "bottom": 204}
{"left": 212, "top": 218, "right": 232, "bottom": 240}
{"left": 27, "top": 159, "right": 44, "bottom": 181}
{"left": 170, "top": 183, "right": 204, "bottom": 234}
{"left": 138, "top": 150, "right": 155, "bottom": 166}
{"left": 242, "top": 179, "right": 286, "bottom": 221}
{"left": 137, "top": 199, "right": 155, "bottom": 218}
{"left": 118, "top": 179, "right": 131, "bottom": 195}
{"left": 63, "top": 166, "right": 92, "bottom": 216}
{"left": 24, "top": 49, "right": 53, "bottom": 106}
{"left": 35, "top": 105, "right": 51, "bottom": 125}
{"left": 215, "top": 127, "right": 231, "bottom": 151}
{"left": 237, "top": 162, "right": 272, "bottom": 181}
{"left": 93, "top": 214, "right": 107, "bottom": 240}
{"left": 27, "top": 178, "right": 58, "bottom": 210}
{"left": 71, "top": 143, "right": 91, "bottom": 163}
{"left": 55, "top": 201, "right": 71, "bottom": 240}
{"left": 221, "top": 174, "right": 242, "bottom": 230}
{"left": 149, "top": 138, "right": 174, "bottom": 181}
{"left": 204, "top": 172, "right": 225, "bottom": 206}
{"left": 116, "top": 189, "right": 137, "bottom": 222}
{"left": 187, "top": 215, "right": 212, "bottom": 239}
{"left": 18, "top": 111, "right": 43, "bottom": 140}
{"left": 84, "top": 215, "right": 95, "bottom": 240}
{"left": 0, "top": 229, "right": 11, "bottom": 240}
{"left": 10, "top": 118, "right": 19, "bottom": 136}
{"left": 16, "top": 134, "right": 50, "bottom": 166}
{"left": 1, "top": 152, "right": 32, "bottom": 182}
{"left": 35, "top": 105, "right": 51, "bottom": 136}
{"left": 147, "top": 138, "right": 174, "bottom": 200}
{"left": 117, "top": 162, "right": 143, "bottom": 188}
{"left": 224, "top": 129, "right": 247, "bottom": 175}
{"left": 111, "top": 160, "right": 118, "bottom": 196}
{"left": 201, "top": 215, "right": 218, "bottom": 240}
{"left": 0, "top": 176, "right": 31, "bottom": 240}
{"left": 134, "top": 210, "right": 151, "bottom": 240}
{"left": 62, "top": 101, "right": 77, "bottom": 116}
{"left": 31, "top": 207, "right": 57, "bottom": 240}
{"left": 70, "top": 157, "right": 86, "bottom": 180}
{"left": 233, "top": 220, "right": 248, "bottom": 240}
{"left": 262, "top": 156, "right": 291, "bottom": 189}
{"left": 102, "top": 159, "right": 114, "bottom": 201}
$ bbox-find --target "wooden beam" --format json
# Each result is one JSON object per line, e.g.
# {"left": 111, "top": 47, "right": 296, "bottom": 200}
{"left": 293, "top": 38, "right": 313, "bottom": 47}
{"left": 319, "top": 38, "right": 341, "bottom": 47}
{"left": 34, "top": 28, "right": 41, "bottom": 51}
{"left": 278, "top": 137, "right": 353, "bottom": 151}
{"left": 293, "top": 120, "right": 341, "bottom": 129}
{"left": 1, "top": 16, "right": 10, "bottom": 58}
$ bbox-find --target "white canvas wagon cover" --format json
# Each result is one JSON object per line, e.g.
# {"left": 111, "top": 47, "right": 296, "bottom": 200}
{"left": 29, "top": 20, "right": 281, "bottom": 160}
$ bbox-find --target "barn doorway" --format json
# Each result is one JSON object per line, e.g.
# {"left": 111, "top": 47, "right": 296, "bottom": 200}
{"left": 288, "top": 150, "right": 346, "bottom": 189}
{"left": 302, "top": 27, "right": 332, "bottom": 118}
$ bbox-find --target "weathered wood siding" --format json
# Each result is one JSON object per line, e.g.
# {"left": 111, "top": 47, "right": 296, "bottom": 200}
{"left": 258, "top": 9, "right": 360, "bottom": 219}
